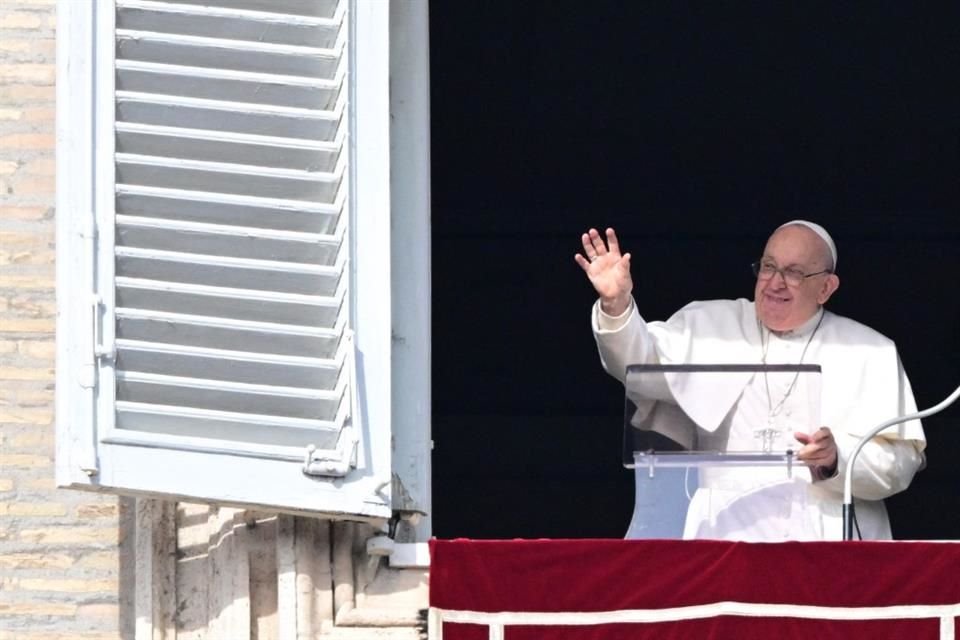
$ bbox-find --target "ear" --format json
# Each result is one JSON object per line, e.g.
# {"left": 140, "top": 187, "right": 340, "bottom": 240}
{"left": 817, "top": 273, "right": 840, "bottom": 305}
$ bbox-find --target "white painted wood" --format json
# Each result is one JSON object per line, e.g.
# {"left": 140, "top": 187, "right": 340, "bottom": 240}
{"left": 115, "top": 60, "right": 341, "bottom": 109}
{"left": 116, "top": 123, "right": 341, "bottom": 168}
{"left": 94, "top": 0, "right": 121, "bottom": 444}
{"left": 116, "top": 184, "right": 343, "bottom": 229}
{"left": 168, "top": 0, "right": 339, "bottom": 19}
{"left": 58, "top": 0, "right": 423, "bottom": 529}
{"left": 389, "top": 0, "right": 433, "bottom": 542}
{"left": 55, "top": 0, "right": 98, "bottom": 482}
{"left": 117, "top": 0, "right": 340, "bottom": 48}
{"left": 349, "top": 0, "right": 395, "bottom": 514}
{"left": 86, "top": 444, "right": 391, "bottom": 519}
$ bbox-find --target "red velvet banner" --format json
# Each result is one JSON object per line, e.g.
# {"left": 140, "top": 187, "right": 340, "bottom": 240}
{"left": 430, "top": 539, "right": 960, "bottom": 639}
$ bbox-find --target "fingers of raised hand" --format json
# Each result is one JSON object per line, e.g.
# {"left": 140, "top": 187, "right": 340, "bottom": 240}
{"left": 605, "top": 228, "right": 620, "bottom": 255}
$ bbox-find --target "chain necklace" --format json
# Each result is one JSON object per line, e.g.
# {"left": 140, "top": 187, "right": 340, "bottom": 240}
{"left": 759, "top": 311, "right": 825, "bottom": 423}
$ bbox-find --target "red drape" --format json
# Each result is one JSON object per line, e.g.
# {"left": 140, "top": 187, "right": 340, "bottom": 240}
{"left": 430, "top": 539, "right": 960, "bottom": 639}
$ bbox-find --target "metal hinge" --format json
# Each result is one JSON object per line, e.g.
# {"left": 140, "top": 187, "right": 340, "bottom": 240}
{"left": 302, "top": 425, "right": 358, "bottom": 477}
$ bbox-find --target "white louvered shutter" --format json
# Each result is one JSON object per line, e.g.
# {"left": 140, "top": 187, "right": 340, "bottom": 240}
{"left": 56, "top": 0, "right": 394, "bottom": 520}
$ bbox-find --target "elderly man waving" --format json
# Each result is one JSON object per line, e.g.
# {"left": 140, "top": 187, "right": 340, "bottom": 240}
{"left": 577, "top": 221, "right": 926, "bottom": 540}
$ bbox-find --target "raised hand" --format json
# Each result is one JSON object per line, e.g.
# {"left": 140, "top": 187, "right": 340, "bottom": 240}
{"left": 574, "top": 227, "right": 633, "bottom": 316}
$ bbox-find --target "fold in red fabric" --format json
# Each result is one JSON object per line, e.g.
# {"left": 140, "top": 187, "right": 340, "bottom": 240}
{"left": 430, "top": 539, "right": 960, "bottom": 640}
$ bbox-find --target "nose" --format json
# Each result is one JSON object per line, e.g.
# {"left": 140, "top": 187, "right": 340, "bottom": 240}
{"left": 769, "top": 269, "right": 789, "bottom": 287}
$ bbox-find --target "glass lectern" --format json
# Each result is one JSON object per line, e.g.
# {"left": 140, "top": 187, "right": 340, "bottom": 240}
{"left": 622, "top": 364, "right": 822, "bottom": 539}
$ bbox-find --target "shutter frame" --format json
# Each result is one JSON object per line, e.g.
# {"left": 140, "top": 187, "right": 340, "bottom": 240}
{"left": 56, "top": 0, "right": 394, "bottom": 521}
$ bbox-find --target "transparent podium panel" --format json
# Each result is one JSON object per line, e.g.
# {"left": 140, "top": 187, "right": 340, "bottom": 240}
{"left": 622, "top": 364, "right": 822, "bottom": 540}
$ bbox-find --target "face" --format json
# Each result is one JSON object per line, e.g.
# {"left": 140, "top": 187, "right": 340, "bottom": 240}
{"left": 754, "top": 225, "right": 840, "bottom": 332}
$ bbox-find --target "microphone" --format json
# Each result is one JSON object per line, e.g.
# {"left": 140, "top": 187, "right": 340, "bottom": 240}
{"left": 843, "top": 382, "right": 960, "bottom": 540}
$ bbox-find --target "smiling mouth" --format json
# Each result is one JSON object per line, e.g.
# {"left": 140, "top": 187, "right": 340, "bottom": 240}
{"left": 764, "top": 292, "right": 791, "bottom": 304}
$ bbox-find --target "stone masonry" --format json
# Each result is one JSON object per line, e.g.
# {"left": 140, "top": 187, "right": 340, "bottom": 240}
{"left": 1, "top": 1, "right": 128, "bottom": 638}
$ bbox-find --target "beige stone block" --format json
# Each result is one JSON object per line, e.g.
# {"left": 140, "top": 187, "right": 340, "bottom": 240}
{"left": 0, "top": 63, "right": 54, "bottom": 84}
{"left": 0, "top": 478, "right": 13, "bottom": 491}
{"left": 9, "top": 431, "right": 55, "bottom": 450}
{"left": 75, "top": 551, "right": 119, "bottom": 570}
{"left": 0, "top": 84, "right": 54, "bottom": 103}
{"left": 0, "top": 133, "right": 54, "bottom": 150}
{"left": 0, "top": 602, "right": 77, "bottom": 617}
{"left": 0, "top": 552, "right": 73, "bottom": 569}
{"left": 18, "top": 526, "right": 119, "bottom": 545}
{"left": 21, "top": 476, "right": 55, "bottom": 491}
{"left": 0, "top": 231, "right": 44, "bottom": 246}
{"left": 0, "top": 160, "right": 19, "bottom": 175}
{"left": 23, "top": 107, "right": 56, "bottom": 123}
{"left": 0, "top": 453, "right": 50, "bottom": 467}
{"left": 0, "top": 11, "right": 44, "bottom": 29}
{"left": 76, "top": 603, "right": 121, "bottom": 619}
{"left": 22, "top": 157, "right": 55, "bottom": 175}
{"left": 0, "top": 38, "right": 56, "bottom": 59}
{"left": 9, "top": 298, "right": 56, "bottom": 317}
{"left": 0, "top": 340, "right": 17, "bottom": 355}
{"left": 0, "top": 319, "right": 56, "bottom": 334}
{"left": 0, "top": 250, "right": 56, "bottom": 266}
{"left": 18, "top": 340, "right": 56, "bottom": 360}
{"left": 2, "top": 273, "right": 55, "bottom": 289}
{"left": 0, "top": 408, "right": 53, "bottom": 425}
{"left": 1, "top": 501, "right": 65, "bottom": 517}
{"left": 17, "top": 577, "right": 119, "bottom": 593}
{"left": 0, "top": 109, "right": 24, "bottom": 121}
{"left": 0, "top": 205, "right": 49, "bottom": 220}
{"left": 7, "top": 173, "right": 55, "bottom": 196}
{"left": 0, "top": 634, "right": 121, "bottom": 640}
{"left": 0, "top": 40, "right": 31, "bottom": 54}
{"left": 12, "top": 388, "right": 55, "bottom": 407}
{"left": 76, "top": 503, "right": 120, "bottom": 519}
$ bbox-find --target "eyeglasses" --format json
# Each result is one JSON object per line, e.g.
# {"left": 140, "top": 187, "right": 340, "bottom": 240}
{"left": 751, "top": 260, "right": 832, "bottom": 287}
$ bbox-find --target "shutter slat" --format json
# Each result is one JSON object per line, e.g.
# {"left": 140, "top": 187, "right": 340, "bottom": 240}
{"left": 116, "top": 340, "right": 341, "bottom": 387}
{"left": 116, "top": 158, "right": 340, "bottom": 202}
{"left": 115, "top": 213, "right": 338, "bottom": 243}
{"left": 118, "top": 374, "right": 343, "bottom": 421}
{"left": 116, "top": 97, "right": 339, "bottom": 139}
{"left": 148, "top": 0, "right": 340, "bottom": 20}
{"left": 116, "top": 63, "right": 339, "bottom": 109}
{"left": 116, "top": 403, "right": 342, "bottom": 449}
{"left": 115, "top": 312, "right": 340, "bottom": 358}
{"left": 116, "top": 124, "right": 339, "bottom": 170}
{"left": 116, "top": 215, "right": 340, "bottom": 263}
{"left": 115, "top": 254, "right": 339, "bottom": 296}
{"left": 117, "top": 2, "right": 340, "bottom": 48}
{"left": 117, "top": 32, "right": 341, "bottom": 78}
{"left": 117, "top": 187, "right": 340, "bottom": 232}
{"left": 116, "top": 278, "right": 342, "bottom": 327}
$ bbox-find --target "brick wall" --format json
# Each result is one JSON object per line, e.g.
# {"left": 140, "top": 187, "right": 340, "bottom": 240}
{"left": 1, "top": 1, "right": 128, "bottom": 638}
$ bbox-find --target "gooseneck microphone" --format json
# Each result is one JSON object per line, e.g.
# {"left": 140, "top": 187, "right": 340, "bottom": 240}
{"left": 843, "top": 382, "right": 960, "bottom": 540}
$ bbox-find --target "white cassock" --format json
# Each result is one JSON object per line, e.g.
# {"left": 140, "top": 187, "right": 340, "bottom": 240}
{"left": 593, "top": 297, "right": 927, "bottom": 541}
